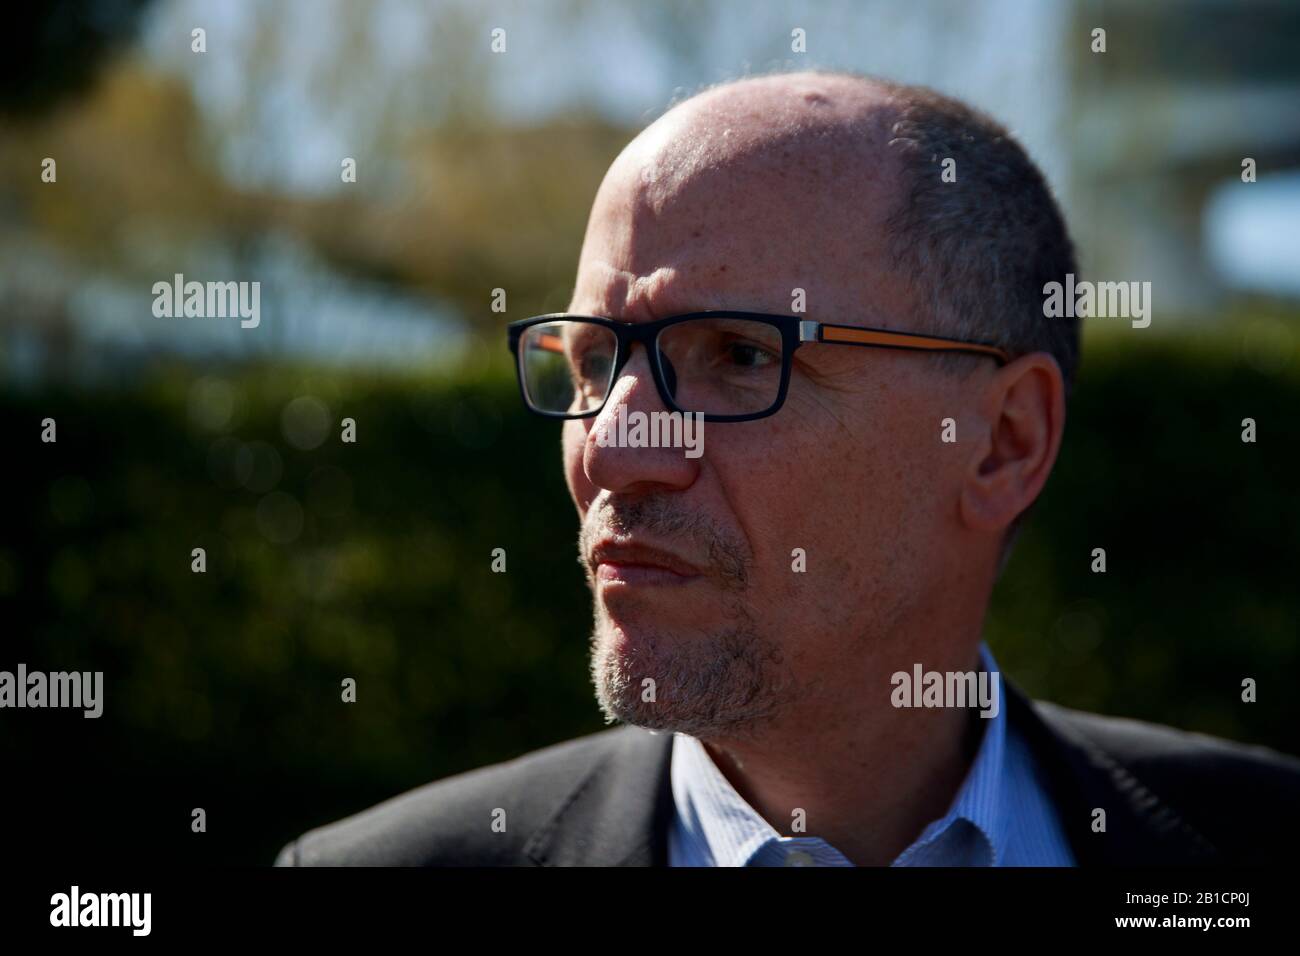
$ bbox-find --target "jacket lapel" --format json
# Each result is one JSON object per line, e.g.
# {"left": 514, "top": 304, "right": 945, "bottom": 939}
{"left": 523, "top": 726, "right": 675, "bottom": 866}
{"left": 1004, "top": 678, "right": 1218, "bottom": 865}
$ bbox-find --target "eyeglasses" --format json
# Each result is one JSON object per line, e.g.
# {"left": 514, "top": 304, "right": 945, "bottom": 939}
{"left": 506, "top": 311, "right": 1011, "bottom": 423}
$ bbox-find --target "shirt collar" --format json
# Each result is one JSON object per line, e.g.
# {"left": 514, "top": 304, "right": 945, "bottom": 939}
{"left": 670, "top": 642, "right": 1010, "bottom": 866}
{"left": 671, "top": 727, "right": 784, "bottom": 867}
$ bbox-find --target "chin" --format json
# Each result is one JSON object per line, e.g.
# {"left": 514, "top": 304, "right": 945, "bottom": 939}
{"left": 588, "top": 616, "right": 791, "bottom": 740}
{"left": 592, "top": 619, "right": 662, "bottom": 689}
{"left": 590, "top": 620, "right": 678, "bottom": 725}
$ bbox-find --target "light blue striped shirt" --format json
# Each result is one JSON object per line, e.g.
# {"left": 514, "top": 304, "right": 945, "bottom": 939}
{"left": 668, "top": 644, "right": 1075, "bottom": 866}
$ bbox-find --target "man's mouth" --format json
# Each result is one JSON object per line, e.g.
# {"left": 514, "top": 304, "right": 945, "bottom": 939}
{"left": 589, "top": 538, "right": 703, "bottom": 587}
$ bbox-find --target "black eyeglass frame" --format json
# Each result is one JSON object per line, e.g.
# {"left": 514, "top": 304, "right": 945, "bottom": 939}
{"left": 506, "top": 310, "right": 1011, "bottom": 423}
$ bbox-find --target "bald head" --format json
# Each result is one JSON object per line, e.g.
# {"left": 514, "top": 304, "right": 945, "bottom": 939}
{"left": 616, "top": 72, "right": 903, "bottom": 217}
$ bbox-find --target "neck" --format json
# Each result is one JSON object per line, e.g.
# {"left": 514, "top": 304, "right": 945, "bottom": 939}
{"left": 698, "top": 640, "right": 987, "bottom": 866}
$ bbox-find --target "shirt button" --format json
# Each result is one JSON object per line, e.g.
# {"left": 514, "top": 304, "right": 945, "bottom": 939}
{"left": 784, "top": 849, "right": 815, "bottom": 867}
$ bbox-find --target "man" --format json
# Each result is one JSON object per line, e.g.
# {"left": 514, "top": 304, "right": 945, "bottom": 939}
{"left": 276, "top": 71, "right": 1299, "bottom": 867}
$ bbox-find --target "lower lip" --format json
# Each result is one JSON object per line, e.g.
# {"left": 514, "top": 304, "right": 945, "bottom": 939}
{"left": 597, "top": 563, "right": 700, "bottom": 587}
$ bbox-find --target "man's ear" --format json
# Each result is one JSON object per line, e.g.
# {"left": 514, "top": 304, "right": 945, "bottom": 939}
{"left": 959, "top": 352, "right": 1066, "bottom": 535}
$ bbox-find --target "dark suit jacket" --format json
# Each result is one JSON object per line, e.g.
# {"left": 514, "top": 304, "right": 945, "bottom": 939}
{"left": 275, "top": 680, "right": 1300, "bottom": 865}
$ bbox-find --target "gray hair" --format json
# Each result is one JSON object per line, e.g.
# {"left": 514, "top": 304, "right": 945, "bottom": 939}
{"left": 876, "top": 77, "right": 1080, "bottom": 396}
{"left": 869, "top": 76, "right": 1078, "bottom": 570}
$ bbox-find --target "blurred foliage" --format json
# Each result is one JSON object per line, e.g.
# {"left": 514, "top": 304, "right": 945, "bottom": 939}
{"left": 1, "top": 329, "right": 1298, "bottom": 865}
{"left": 0, "top": 48, "right": 631, "bottom": 354}
{"left": 0, "top": 0, "right": 155, "bottom": 118}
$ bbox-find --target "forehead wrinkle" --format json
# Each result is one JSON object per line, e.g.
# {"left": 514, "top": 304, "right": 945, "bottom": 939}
{"left": 575, "top": 261, "right": 718, "bottom": 320}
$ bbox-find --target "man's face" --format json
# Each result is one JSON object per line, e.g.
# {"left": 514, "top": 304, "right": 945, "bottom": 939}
{"left": 565, "top": 79, "right": 976, "bottom": 740}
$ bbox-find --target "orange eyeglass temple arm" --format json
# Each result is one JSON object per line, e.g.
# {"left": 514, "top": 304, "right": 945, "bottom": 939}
{"left": 819, "top": 324, "right": 1010, "bottom": 364}
{"left": 530, "top": 332, "right": 566, "bottom": 354}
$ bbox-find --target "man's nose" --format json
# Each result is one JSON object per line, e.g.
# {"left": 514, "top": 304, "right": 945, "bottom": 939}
{"left": 582, "top": 344, "right": 700, "bottom": 494}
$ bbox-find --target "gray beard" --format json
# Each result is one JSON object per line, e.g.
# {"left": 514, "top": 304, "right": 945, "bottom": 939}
{"left": 588, "top": 601, "right": 796, "bottom": 741}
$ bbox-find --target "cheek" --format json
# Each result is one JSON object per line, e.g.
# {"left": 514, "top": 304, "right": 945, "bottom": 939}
{"left": 710, "top": 418, "right": 870, "bottom": 588}
{"left": 736, "top": 403, "right": 913, "bottom": 586}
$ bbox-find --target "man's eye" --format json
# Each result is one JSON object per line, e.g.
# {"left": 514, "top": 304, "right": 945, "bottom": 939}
{"left": 577, "top": 350, "right": 611, "bottom": 382}
{"left": 724, "top": 341, "right": 779, "bottom": 369}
